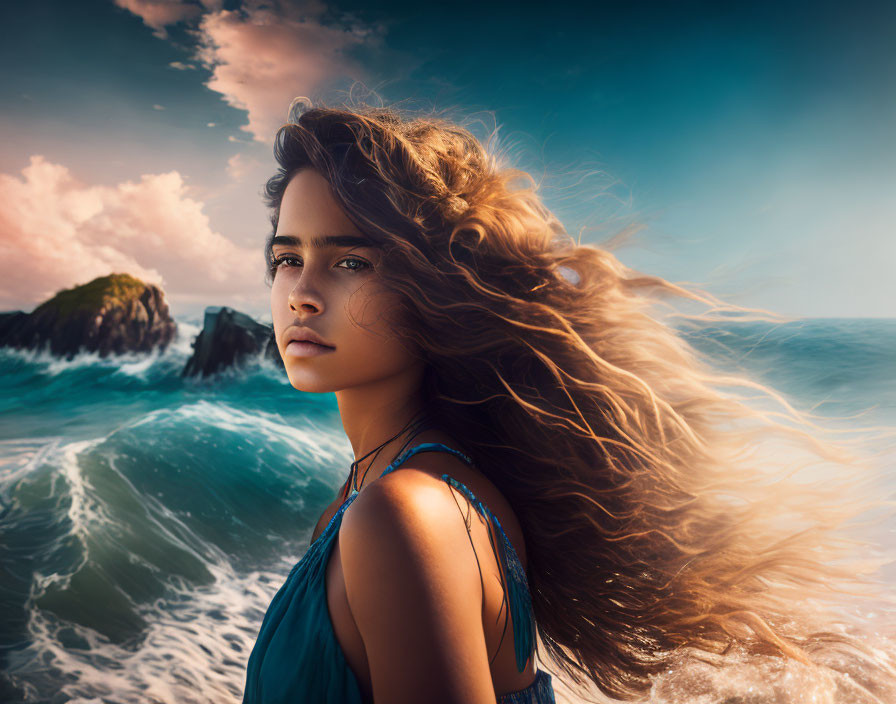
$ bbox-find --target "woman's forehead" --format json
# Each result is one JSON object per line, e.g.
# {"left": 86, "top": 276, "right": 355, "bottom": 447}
{"left": 279, "top": 169, "right": 366, "bottom": 239}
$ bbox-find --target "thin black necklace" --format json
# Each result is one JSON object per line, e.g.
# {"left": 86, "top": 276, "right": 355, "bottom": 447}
{"left": 342, "top": 409, "right": 433, "bottom": 500}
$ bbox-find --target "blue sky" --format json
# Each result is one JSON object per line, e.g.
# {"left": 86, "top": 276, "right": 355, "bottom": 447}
{"left": 1, "top": 0, "right": 893, "bottom": 319}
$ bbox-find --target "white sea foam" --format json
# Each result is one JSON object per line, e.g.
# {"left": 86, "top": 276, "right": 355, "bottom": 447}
{"left": 6, "top": 554, "right": 296, "bottom": 704}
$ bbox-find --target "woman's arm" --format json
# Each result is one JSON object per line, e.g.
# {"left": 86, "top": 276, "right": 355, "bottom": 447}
{"left": 339, "top": 471, "right": 497, "bottom": 704}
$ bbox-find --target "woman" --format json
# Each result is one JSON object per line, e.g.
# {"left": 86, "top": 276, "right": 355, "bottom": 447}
{"left": 242, "top": 97, "right": 890, "bottom": 703}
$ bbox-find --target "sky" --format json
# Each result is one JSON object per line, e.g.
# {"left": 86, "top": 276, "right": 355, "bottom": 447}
{"left": 0, "top": 0, "right": 893, "bottom": 321}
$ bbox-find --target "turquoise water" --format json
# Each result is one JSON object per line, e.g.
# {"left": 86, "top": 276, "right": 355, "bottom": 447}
{"left": 1, "top": 317, "right": 894, "bottom": 703}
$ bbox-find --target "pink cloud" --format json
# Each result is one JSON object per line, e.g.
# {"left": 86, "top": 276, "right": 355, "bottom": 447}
{"left": 113, "top": 0, "right": 392, "bottom": 143}
{"left": 194, "top": 3, "right": 383, "bottom": 143}
{"left": 113, "top": 0, "right": 203, "bottom": 39}
{"left": 0, "top": 156, "right": 266, "bottom": 313}
{"left": 226, "top": 153, "right": 260, "bottom": 182}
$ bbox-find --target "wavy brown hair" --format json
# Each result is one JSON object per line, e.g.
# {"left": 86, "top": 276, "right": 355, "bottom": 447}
{"left": 261, "top": 95, "right": 895, "bottom": 701}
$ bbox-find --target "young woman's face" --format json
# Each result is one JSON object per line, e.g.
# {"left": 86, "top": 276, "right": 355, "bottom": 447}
{"left": 270, "top": 168, "right": 421, "bottom": 393}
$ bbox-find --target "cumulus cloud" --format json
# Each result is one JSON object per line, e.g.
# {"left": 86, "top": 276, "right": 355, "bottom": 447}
{"left": 115, "top": 0, "right": 385, "bottom": 143}
{"left": 194, "top": 3, "right": 383, "bottom": 143}
{"left": 153, "top": 104, "right": 166, "bottom": 110}
{"left": 226, "top": 153, "right": 260, "bottom": 182}
{"left": 0, "top": 156, "right": 264, "bottom": 311}
{"left": 114, "top": 0, "right": 203, "bottom": 39}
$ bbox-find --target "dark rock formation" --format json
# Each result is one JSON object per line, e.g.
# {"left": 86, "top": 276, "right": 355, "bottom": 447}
{"left": 0, "top": 273, "right": 177, "bottom": 360}
{"left": 181, "top": 306, "right": 282, "bottom": 378}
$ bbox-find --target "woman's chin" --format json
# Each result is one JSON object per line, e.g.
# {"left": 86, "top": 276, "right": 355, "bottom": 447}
{"left": 288, "top": 379, "right": 335, "bottom": 394}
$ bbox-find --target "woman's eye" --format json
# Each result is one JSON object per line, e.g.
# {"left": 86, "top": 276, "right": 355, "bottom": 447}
{"left": 272, "top": 255, "right": 370, "bottom": 272}
{"left": 336, "top": 257, "right": 371, "bottom": 272}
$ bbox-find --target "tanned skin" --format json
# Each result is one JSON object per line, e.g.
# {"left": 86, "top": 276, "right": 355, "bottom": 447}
{"left": 270, "top": 168, "right": 537, "bottom": 703}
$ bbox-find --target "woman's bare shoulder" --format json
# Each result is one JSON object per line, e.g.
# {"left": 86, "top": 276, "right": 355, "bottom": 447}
{"left": 336, "top": 470, "right": 496, "bottom": 701}
{"left": 342, "top": 467, "right": 473, "bottom": 548}
{"left": 367, "top": 449, "right": 529, "bottom": 570}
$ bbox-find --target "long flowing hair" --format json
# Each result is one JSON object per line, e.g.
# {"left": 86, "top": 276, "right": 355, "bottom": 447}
{"left": 261, "top": 95, "right": 895, "bottom": 701}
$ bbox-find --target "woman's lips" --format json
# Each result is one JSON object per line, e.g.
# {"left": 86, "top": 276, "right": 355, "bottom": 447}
{"left": 285, "top": 340, "right": 336, "bottom": 357}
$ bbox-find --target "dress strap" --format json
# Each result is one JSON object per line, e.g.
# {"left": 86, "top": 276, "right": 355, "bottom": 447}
{"left": 377, "top": 441, "right": 475, "bottom": 479}
{"left": 441, "top": 475, "right": 536, "bottom": 673}
{"left": 376, "top": 441, "right": 535, "bottom": 673}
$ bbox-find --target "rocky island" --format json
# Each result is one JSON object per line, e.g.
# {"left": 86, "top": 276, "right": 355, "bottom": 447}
{"left": 0, "top": 273, "right": 177, "bottom": 360}
{"left": 181, "top": 306, "right": 281, "bottom": 378}
{"left": 0, "top": 273, "right": 282, "bottom": 378}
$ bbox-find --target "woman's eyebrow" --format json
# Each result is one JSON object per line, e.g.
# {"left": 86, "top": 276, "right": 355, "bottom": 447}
{"left": 271, "top": 234, "right": 375, "bottom": 249}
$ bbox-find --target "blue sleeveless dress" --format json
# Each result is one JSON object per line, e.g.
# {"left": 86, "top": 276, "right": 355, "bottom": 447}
{"left": 242, "top": 441, "right": 556, "bottom": 703}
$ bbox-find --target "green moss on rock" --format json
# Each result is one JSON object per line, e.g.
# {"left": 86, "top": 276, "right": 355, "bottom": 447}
{"left": 0, "top": 272, "right": 177, "bottom": 359}
{"left": 32, "top": 273, "right": 148, "bottom": 317}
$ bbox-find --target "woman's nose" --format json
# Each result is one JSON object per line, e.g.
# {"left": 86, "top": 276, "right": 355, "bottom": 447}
{"left": 287, "top": 270, "right": 325, "bottom": 314}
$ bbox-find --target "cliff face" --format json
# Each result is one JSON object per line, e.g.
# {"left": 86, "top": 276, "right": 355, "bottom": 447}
{"left": 0, "top": 273, "right": 177, "bottom": 360}
{"left": 181, "top": 306, "right": 282, "bottom": 378}
{"left": 0, "top": 274, "right": 286, "bottom": 377}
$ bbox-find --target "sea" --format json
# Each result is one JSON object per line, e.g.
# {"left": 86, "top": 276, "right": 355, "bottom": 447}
{"left": 1, "top": 316, "right": 894, "bottom": 704}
